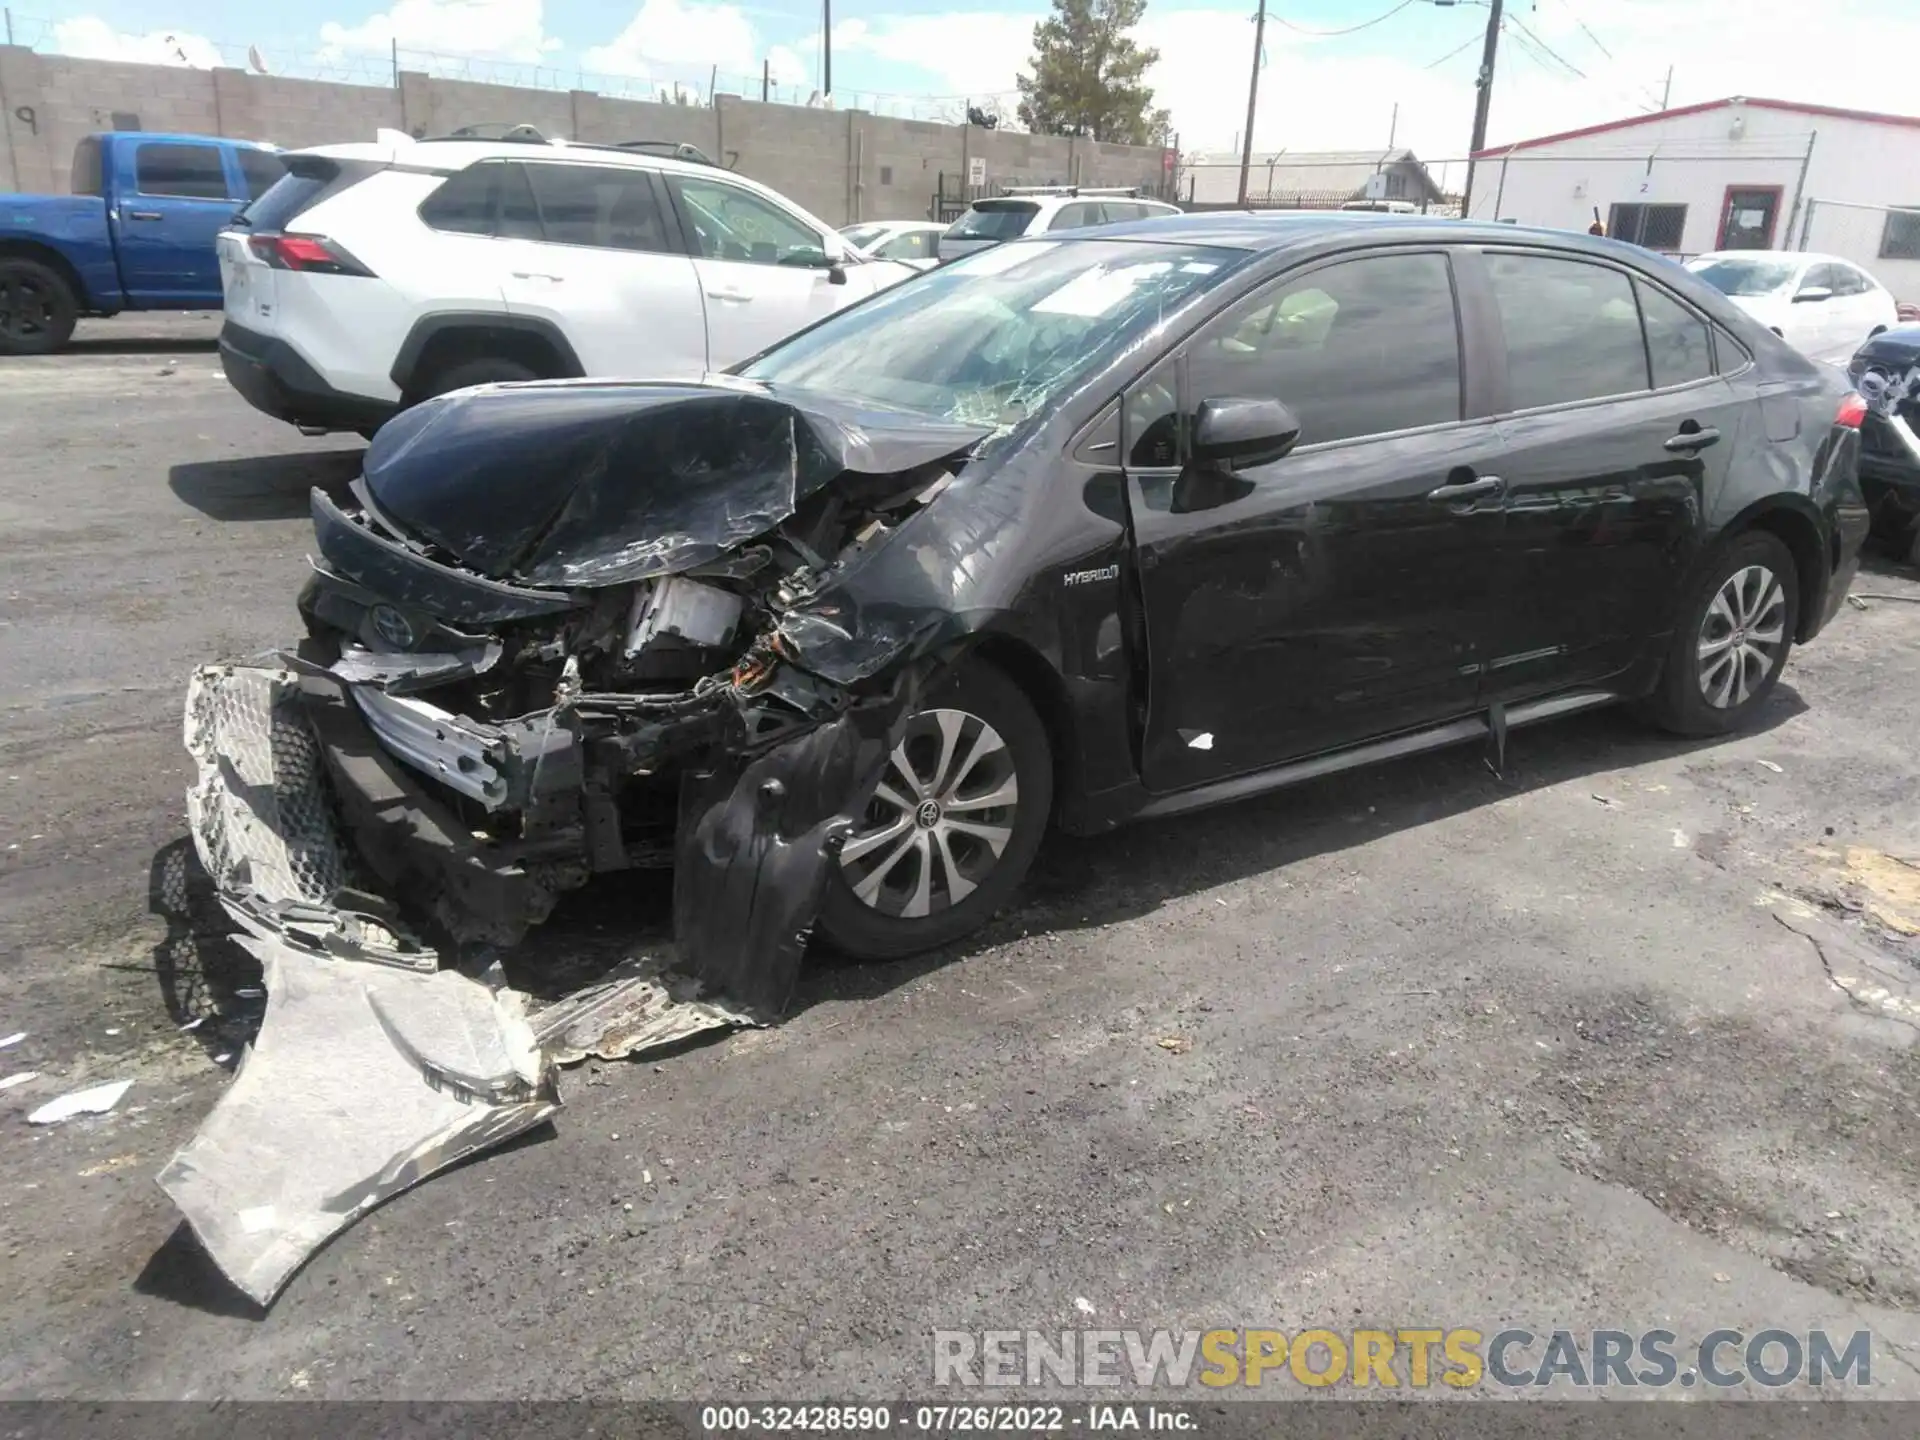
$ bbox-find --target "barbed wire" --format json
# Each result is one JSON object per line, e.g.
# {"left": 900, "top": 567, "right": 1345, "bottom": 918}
{"left": 4, "top": 11, "right": 1027, "bottom": 125}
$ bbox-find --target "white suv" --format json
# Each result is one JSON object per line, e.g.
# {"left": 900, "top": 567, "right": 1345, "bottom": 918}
{"left": 937, "top": 187, "right": 1181, "bottom": 262}
{"left": 216, "top": 131, "right": 916, "bottom": 435}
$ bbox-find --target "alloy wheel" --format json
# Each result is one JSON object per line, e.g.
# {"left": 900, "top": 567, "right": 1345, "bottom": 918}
{"left": 1697, "top": 563, "right": 1786, "bottom": 709}
{"left": 837, "top": 707, "right": 1020, "bottom": 920}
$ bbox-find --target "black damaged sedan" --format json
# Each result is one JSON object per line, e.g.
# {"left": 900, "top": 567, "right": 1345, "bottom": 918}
{"left": 186, "top": 213, "right": 1870, "bottom": 1018}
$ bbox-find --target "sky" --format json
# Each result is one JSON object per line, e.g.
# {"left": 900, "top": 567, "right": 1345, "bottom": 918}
{"left": 22, "top": 0, "right": 1920, "bottom": 170}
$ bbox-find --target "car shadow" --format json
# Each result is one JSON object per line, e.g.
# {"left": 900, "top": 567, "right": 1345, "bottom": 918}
{"left": 147, "top": 839, "right": 265, "bottom": 1067}
{"left": 64, "top": 336, "right": 218, "bottom": 355}
{"left": 791, "top": 689, "right": 1813, "bottom": 1011}
{"left": 524, "top": 687, "right": 1810, "bottom": 1016}
{"left": 168, "top": 449, "right": 362, "bottom": 522}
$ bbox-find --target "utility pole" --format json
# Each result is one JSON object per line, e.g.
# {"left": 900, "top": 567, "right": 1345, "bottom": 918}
{"left": 1388, "top": 102, "right": 1398, "bottom": 148}
{"left": 1459, "top": 0, "right": 1503, "bottom": 219}
{"left": 1236, "top": 0, "right": 1267, "bottom": 206}
{"left": 1661, "top": 65, "right": 1673, "bottom": 109}
{"left": 823, "top": 0, "right": 832, "bottom": 97}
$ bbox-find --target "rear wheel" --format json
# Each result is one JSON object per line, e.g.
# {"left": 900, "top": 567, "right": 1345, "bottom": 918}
{"left": 1640, "top": 530, "right": 1799, "bottom": 736}
{"left": 816, "top": 662, "right": 1052, "bottom": 961}
{"left": 0, "top": 257, "right": 78, "bottom": 356}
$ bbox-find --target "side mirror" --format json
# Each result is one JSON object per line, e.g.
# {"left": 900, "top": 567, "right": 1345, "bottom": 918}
{"left": 1793, "top": 285, "right": 1833, "bottom": 304}
{"left": 828, "top": 263, "right": 848, "bottom": 285}
{"left": 1192, "top": 396, "right": 1301, "bottom": 469}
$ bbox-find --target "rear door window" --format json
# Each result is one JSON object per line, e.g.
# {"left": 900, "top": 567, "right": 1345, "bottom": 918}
{"left": 525, "top": 163, "right": 675, "bottom": 253}
{"left": 135, "top": 143, "right": 231, "bottom": 200}
{"left": 1185, "top": 250, "right": 1462, "bottom": 447}
{"left": 1484, "top": 252, "right": 1648, "bottom": 410}
{"left": 1049, "top": 202, "right": 1105, "bottom": 231}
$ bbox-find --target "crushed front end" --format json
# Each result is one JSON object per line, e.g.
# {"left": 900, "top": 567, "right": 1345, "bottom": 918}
{"left": 169, "top": 380, "right": 992, "bottom": 1302}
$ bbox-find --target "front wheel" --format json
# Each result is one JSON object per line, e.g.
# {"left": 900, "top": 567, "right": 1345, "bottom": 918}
{"left": 815, "top": 662, "right": 1052, "bottom": 961}
{"left": 1640, "top": 530, "right": 1800, "bottom": 737}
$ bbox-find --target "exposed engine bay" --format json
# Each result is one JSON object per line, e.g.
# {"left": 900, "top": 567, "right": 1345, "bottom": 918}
{"left": 170, "top": 380, "right": 998, "bottom": 1304}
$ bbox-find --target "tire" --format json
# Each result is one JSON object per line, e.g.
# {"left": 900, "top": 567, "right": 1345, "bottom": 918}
{"left": 415, "top": 356, "right": 541, "bottom": 401}
{"left": 816, "top": 661, "right": 1053, "bottom": 961}
{"left": 0, "top": 257, "right": 78, "bottom": 356}
{"left": 1641, "top": 530, "right": 1800, "bottom": 737}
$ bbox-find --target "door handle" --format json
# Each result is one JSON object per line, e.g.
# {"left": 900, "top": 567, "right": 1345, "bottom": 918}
{"left": 127, "top": 210, "right": 164, "bottom": 221}
{"left": 1664, "top": 426, "right": 1721, "bottom": 452}
{"left": 705, "top": 287, "right": 753, "bottom": 302}
{"left": 1426, "top": 475, "right": 1504, "bottom": 504}
{"left": 510, "top": 271, "right": 563, "bottom": 282}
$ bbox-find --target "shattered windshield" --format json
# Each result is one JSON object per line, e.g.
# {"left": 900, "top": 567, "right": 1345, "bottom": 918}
{"left": 739, "top": 239, "right": 1245, "bottom": 429}
{"left": 1687, "top": 257, "right": 1798, "bottom": 297}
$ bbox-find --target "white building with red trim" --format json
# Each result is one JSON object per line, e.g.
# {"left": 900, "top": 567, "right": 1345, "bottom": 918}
{"left": 1466, "top": 96, "right": 1920, "bottom": 305}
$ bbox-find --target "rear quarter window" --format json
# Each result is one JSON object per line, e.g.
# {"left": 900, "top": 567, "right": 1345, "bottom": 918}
{"left": 946, "top": 202, "right": 1039, "bottom": 241}
{"left": 241, "top": 156, "right": 381, "bottom": 232}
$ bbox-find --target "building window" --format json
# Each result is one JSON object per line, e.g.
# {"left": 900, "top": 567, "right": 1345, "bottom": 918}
{"left": 1608, "top": 202, "right": 1688, "bottom": 250}
{"left": 1882, "top": 206, "right": 1920, "bottom": 262}
{"left": 879, "top": 165, "right": 894, "bottom": 186}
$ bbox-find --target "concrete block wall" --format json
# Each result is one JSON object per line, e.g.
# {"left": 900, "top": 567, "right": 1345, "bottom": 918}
{"left": 0, "top": 44, "right": 1172, "bottom": 227}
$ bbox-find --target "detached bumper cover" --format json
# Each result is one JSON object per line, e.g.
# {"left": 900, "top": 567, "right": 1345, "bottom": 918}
{"left": 156, "top": 933, "right": 558, "bottom": 1307}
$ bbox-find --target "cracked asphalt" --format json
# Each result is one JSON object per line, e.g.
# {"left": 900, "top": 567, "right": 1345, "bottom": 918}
{"left": 4, "top": 314, "right": 1920, "bottom": 1404}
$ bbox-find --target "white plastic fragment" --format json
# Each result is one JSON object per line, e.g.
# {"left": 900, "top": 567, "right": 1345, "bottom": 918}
{"left": 28, "top": 1079, "right": 133, "bottom": 1125}
{"left": 0, "top": 1072, "right": 39, "bottom": 1091}
{"left": 158, "top": 935, "right": 559, "bottom": 1306}
{"left": 0, "top": 1033, "right": 24, "bottom": 1049}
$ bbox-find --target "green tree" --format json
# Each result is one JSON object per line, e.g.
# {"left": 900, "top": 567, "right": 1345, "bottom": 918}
{"left": 1016, "top": 0, "right": 1170, "bottom": 146}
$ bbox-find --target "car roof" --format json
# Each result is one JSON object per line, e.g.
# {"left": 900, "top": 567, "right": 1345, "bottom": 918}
{"left": 293, "top": 134, "right": 746, "bottom": 184}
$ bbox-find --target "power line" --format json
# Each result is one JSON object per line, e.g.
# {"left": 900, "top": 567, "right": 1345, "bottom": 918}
{"left": 1270, "top": 0, "right": 1417, "bottom": 37}
{"left": 1505, "top": 13, "right": 1585, "bottom": 78}
{"left": 1546, "top": 0, "right": 1612, "bottom": 59}
{"left": 1422, "top": 32, "right": 1481, "bottom": 68}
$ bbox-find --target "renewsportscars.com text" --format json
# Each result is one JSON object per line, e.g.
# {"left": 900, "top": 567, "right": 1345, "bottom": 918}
{"left": 932, "top": 1327, "right": 1873, "bottom": 1390}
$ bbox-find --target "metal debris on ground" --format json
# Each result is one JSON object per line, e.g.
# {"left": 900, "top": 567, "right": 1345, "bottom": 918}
{"left": 1156, "top": 1035, "right": 1192, "bottom": 1054}
{"left": 28, "top": 1079, "right": 133, "bottom": 1125}
{"left": 529, "top": 957, "right": 754, "bottom": 1067}
{"left": 1756, "top": 759, "right": 1784, "bottom": 773}
{"left": 158, "top": 935, "right": 558, "bottom": 1307}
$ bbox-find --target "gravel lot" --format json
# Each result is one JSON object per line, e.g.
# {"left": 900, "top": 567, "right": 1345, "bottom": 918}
{"left": 4, "top": 313, "right": 1920, "bottom": 1403}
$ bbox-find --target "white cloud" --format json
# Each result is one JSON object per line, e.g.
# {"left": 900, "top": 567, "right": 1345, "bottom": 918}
{"left": 319, "top": 0, "right": 561, "bottom": 64}
{"left": 582, "top": 0, "right": 763, "bottom": 79}
{"left": 831, "top": 13, "right": 1040, "bottom": 99}
{"left": 51, "top": 16, "right": 222, "bottom": 67}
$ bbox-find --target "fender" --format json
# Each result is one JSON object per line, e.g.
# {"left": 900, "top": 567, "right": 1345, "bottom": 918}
{"left": 388, "top": 313, "right": 586, "bottom": 394}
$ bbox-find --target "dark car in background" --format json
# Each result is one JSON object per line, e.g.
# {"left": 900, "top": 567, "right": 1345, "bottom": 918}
{"left": 185, "top": 213, "right": 1871, "bottom": 1021}
{"left": 1849, "top": 325, "right": 1920, "bottom": 561}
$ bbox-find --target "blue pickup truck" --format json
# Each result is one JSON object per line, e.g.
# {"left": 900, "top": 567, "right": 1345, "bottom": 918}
{"left": 0, "top": 132, "right": 285, "bottom": 355}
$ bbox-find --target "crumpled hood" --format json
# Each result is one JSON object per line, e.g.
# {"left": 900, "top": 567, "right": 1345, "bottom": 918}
{"left": 357, "top": 379, "right": 992, "bottom": 588}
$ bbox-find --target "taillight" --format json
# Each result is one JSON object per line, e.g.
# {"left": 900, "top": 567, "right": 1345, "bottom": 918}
{"left": 247, "top": 233, "right": 373, "bottom": 277}
{"left": 1835, "top": 392, "right": 1868, "bottom": 429}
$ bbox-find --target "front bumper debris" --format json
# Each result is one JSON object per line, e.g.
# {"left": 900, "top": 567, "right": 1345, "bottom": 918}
{"left": 170, "top": 659, "right": 810, "bottom": 1305}
{"left": 157, "top": 932, "right": 558, "bottom": 1307}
